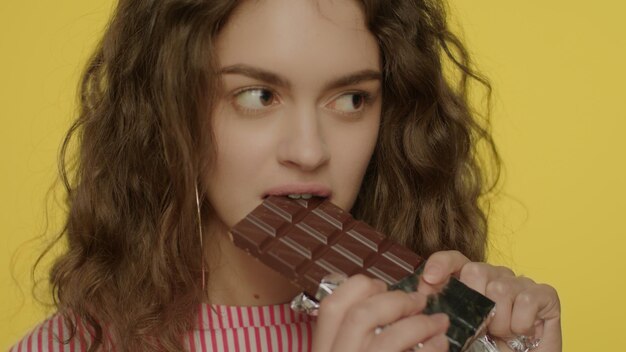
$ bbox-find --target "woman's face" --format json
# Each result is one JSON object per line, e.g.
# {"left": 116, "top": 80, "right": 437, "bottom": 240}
{"left": 205, "top": 0, "right": 381, "bottom": 230}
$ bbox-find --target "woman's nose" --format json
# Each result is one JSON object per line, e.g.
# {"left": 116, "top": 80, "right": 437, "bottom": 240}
{"left": 276, "top": 109, "right": 330, "bottom": 172}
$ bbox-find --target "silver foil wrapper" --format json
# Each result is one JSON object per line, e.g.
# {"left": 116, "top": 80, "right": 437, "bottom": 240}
{"left": 291, "top": 265, "right": 496, "bottom": 352}
{"left": 291, "top": 272, "right": 347, "bottom": 315}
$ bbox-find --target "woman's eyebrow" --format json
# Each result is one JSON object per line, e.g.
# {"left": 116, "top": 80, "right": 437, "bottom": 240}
{"left": 221, "top": 64, "right": 291, "bottom": 88}
{"left": 220, "top": 64, "right": 381, "bottom": 90}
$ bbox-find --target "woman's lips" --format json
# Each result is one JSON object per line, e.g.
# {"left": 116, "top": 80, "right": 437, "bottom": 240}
{"left": 262, "top": 183, "right": 332, "bottom": 199}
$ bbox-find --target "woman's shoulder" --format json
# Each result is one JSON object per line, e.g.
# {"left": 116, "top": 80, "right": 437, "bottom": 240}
{"left": 9, "top": 313, "right": 105, "bottom": 352}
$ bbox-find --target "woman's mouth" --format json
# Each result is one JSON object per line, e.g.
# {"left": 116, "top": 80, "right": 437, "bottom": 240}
{"left": 262, "top": 184, "right": 332, "bottom": 200}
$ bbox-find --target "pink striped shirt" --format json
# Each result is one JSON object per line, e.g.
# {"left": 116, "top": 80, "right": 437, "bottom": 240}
{"left": 10, "top": 303, "right": 316, "bottom": 352}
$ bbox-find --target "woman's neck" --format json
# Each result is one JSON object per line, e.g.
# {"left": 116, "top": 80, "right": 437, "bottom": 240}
{"left": 204, "top": 221, "right": 301, "bottom": 306}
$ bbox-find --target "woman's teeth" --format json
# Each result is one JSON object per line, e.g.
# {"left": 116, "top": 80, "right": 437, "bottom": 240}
{"left": 287, "top": 193, "right": 313, "bottom": 199}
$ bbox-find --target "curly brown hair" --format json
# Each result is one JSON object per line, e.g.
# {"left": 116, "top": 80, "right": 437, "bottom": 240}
{"left": 34, "top": 0, "right": 500, "bottom": 350}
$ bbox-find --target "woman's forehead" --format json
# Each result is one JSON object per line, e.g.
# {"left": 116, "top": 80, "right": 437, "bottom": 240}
{"left": 215, "top": 0, "right": 380, "bottom": 88}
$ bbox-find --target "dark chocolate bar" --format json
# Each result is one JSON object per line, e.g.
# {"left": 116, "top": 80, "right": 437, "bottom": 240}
{"left": 230, "top": 196, "right": 495, "bottom": 352}
{"left": 231, "top": 196, "right": 422, "bottom": 294}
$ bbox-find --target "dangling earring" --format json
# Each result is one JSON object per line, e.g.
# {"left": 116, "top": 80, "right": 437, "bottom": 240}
{"left": 195, "top": 185, "right": 206, "bottom": 291}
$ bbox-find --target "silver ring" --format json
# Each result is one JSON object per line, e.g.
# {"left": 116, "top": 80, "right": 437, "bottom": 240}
{"left": 409, "top": 342, "right": 424, "bottom": 351}
{"left": 506, "top": 335, "right": 541, "bottom": 352}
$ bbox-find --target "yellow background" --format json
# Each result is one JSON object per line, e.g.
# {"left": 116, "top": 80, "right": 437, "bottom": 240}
{"left": 1, "top": 1, "right": 624, "bottom": 350}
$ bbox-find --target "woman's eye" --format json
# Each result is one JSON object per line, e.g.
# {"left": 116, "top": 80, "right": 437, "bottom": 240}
{"left": 327, "top": 93, "right": 368, "bottom": 114}
{"left": 233, "top": 88, "right": 277, "bottom": 112}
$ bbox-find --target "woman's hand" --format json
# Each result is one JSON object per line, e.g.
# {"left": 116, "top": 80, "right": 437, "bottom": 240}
{"left": 312, "top": 274, "right": 450, "bottom": 352}
{"left": 422, "top": 251, "right": 562, "bottom": 352}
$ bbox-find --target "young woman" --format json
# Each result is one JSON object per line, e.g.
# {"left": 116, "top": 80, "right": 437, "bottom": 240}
{"left": 12, "top": 0, "right": 561, "bottom": 351}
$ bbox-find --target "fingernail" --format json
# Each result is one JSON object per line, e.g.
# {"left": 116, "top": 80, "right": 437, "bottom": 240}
{"left": 374, "top": 279, "right": 388, "bottom": 290}
{"left": 423, "top": 264, "right": 442, "bottom": 283}
{"left": 431, "top": 313, "right": 449, "bottom": 326}
{"left": 408, "top": 291, "right": 424, "bottom": 301}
